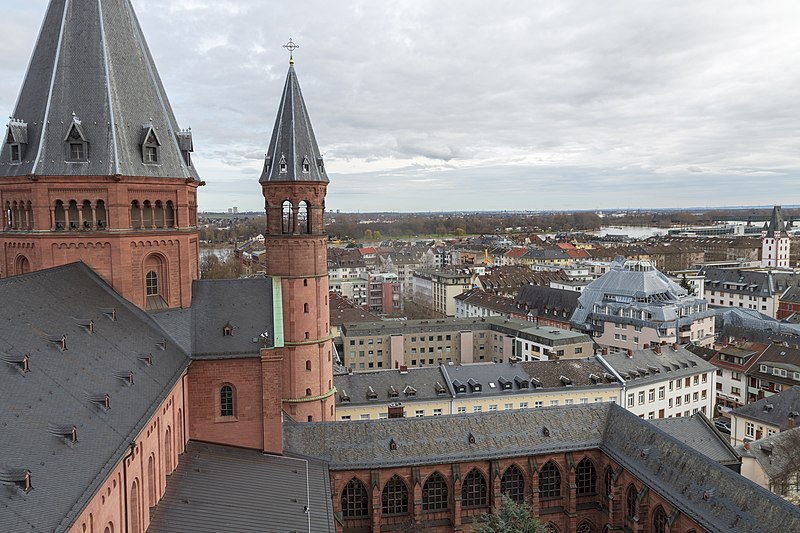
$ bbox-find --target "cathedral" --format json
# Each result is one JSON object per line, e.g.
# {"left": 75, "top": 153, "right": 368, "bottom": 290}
{"left": 1, "top": 2, "right": 799, "bottom": 533}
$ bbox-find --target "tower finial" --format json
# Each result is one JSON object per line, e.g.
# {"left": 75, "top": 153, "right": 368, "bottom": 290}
{"left": 283, "top": 38, "right": 300, "bottom": 65}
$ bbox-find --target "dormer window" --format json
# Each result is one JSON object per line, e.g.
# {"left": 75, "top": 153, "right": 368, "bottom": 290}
{"left": 6, "top": 119, "right": 27, "bottom": 164}
{"left": 279, "top": 155, "right": 287, "bottom": 173}
{"left": 141, "top": 126, "right": 161, "bottom": 164}
{"left": 65, "top": 116, "right": 88, "bottom": 162}
{"left": 317, "top": 157, "right": 324, "bottom": 173}
{"left": 302, "top": 157, "right": 310, "bottom": 173}
{"left": 176, "top": 129, "right": 193, "bottom": 167}
{"left": 223, "top": 323, "right": 233, "bottom": 336}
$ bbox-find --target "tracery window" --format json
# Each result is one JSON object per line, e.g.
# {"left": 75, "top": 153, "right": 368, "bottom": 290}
{"left": 500, "top": 465, "right": 525, "bottom": 503}
{"left": 462, "top": 469, "right": 488, "bottom": 508}
{"left": 577, "top": 521, "right": 595, "bottom": 533}
{"left": 422, "top": 472, "right": 448, "bottom": 511}
{"left": 576, "top": 458, "right": 597, "bottom": 495}
{"left": 604, "top": 466, "right": 614, "bottom": 498}
{"left": 626, "top": 484, "right": 638, "bottom": 519}
{"left": 381, "top": 475, "right": 409, "bottom": 515}
{"left": 652, "top": 506, "right": 669, "bottom": 533}
{"left": 341, "top": 478, "right": 369, "bottom": 518}
{"left": 539, "top": 461, "right": 561, "bottom": 499}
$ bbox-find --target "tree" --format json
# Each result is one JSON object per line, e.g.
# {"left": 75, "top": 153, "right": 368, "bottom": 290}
{"left": 679, "top": 274, "right": 695, "bottom": 296}
{"left": 454, "top": 227, "right": 466, "bottom": 237}
{"left": 472, "top": 494, "right": 548, "bottom": 533}
{"left": 364, "top": 229, "right": 374, "bottom": 241}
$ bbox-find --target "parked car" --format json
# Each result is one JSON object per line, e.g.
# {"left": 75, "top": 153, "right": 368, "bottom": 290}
{"left": 714, "top": 419, "right": 731, "bottom": 434}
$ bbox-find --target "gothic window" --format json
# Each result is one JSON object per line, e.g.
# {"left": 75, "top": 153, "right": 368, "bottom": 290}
{"left": 165, "top": 201, "right": 175, "bottom": 227}
{"left": 422, "top": 472, "right": 448, "bottom": 511}
{"left": 147, "top": 455, "right": 156, "bottom": 507}
{"left": 576, "top": 458, "right": 597, "bottom": 495}
{"left": 462, "top": 468, "right": 488, "bottom": 508}
{"left": 146, "top": 271, "right": 159, "bottom": 296}
{"left": 282, "top": 201, "right": 293, "bottom": 233}
{"left": 130, "top": 479, "right": 141, "bottom": 533}
{"left": 297, "top": 201, "right": 309, "bottom": 233}
{"left": 539, "top": 461, "right": 561, "bottom": 499}
{"left": 220, "top": 385, "right": 234, "bottom": 416}
{"left": 96, "top": 200, "right": 107, "bottom": 229}
{"left": 626, "top": 484, "right": 638, "bottom": 519}
{"left": 381, "top": 475, "right": 409, "bottom": 515}
{"left": 652, "top": 506, "right": 669, "bottom": 533}
{"left": 164, "top": 427, "right": 172, "bottom": 472}
{"left": 577, "top": 521, "right": 595, "bottom": 533}
{"left": 545, "top": 523, "right": 560, "bottom": 533}
{"left": 341, "top": 478, "right": 369, "bottom": 518}
{"left": 500, "top": 465, "right": 525, "bottom": 503}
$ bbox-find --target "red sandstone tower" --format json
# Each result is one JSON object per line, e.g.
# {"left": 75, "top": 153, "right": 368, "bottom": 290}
{"left": 0, "top": 0, "right": 201, "bottom": 310}
{"left": 261, "top": 56, "right": 335, "bottom": 424}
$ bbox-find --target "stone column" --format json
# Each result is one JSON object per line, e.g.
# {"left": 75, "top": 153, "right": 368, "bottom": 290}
{"left": 452, "top": 465, "right": 462, "bottom": 529}
{"left": 91, "top": 203, "right": 97, "bottom": 230}
{"left": 64, "top": 204, "right": 70, "bottom": 231}
{"left": 138, "top": 204, "right": 144, "bottom": 229}
{"left": 77, "top": 204, "right": 84, "bottom": 230}
{"left": 49, "top": 206, "right": 55, "bottom": 230}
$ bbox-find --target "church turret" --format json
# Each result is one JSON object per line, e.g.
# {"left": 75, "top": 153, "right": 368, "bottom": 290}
{"left": 261, "top": 43, "right": 334, "bottom": 431}
{"left": 0, "top": 0, "right": 202, "bottom": 309}
{"left": 761, "top": 205, "right": 790, "bottom": 269}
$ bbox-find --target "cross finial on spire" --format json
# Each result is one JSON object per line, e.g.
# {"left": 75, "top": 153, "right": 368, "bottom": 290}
{"left": 283, "top": 38, "right": 300, "bottom": 65}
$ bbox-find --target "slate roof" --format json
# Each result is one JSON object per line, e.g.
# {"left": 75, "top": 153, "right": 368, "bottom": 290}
{"left": 284, "top": 403, "right": 800, "bottom": 532}
{"left": 1, "top": 0, "right": 198, "bottom": 180}
{"left": 329, "top": 292, "right": 380, "bottom": 327}
{"left": 734, "top": 426, "right": 800, "bottom": 480}
{"left": 190, "top": 278, "right": 275, "bottom": 359}
{"left": 730, "top": 386, "right": 800, "bottom": 429}
{"left": 335, "top": 366, "right": 449, "bottom": 405}
{"left": 147, "top": 441, "right": 335, "bottom": 533}
{"left": 765, "top": 206, "right": 787, "bottom": 238}
{"left": 650, "top": 413, "right": 740, "bottom": 468}
{"left": 599, "top": 346, "right": 715, "bottom": 388}
{"left": 454, "top": 288, "right": 522, "bottom": 315}
{"left": 516, "top": 284, "right": 580, "bottom": 317}
{"left": 0, "top": 262, "right": 189, "bottom": 533}
{"left": 259, "top": 65, "right": 328, "bottom": 183}
{"left": 701, "top": 267, "right": 800, "bottom": 297}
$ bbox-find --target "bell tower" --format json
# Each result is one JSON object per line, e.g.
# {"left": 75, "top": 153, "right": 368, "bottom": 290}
{"left": 261, "top": 48, "right": 334, "bottom": 424}
{"left": 0, "top": 0, "right": 201, "bottom": 309}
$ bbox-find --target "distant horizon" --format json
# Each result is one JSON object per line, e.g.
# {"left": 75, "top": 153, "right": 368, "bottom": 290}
{"left": 2, "top": 1, "right": 798, "bottom": 211}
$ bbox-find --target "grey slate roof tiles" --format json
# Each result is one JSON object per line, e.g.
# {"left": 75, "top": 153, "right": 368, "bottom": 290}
{"left": 259, "top": 65, "right": 328, "bottom": 183}
{"left": 599, "top": 346, "right": 715, "bottom": 387}
{"left": 147, "top": 442, "right": 335, "bottom": 533}
{"left": 730, "top": 385, "right": 800, "bottom": 428}
{"left": 1, "top": 0, "right": 199, "bottom": 180}
{"left": 650, "top": 413, "right": 740, "bottom": 467}
{"left": 0, "top": 262, "right": 189, "bottom": 533}
{"left": 190, "top": 278, "right": 275, "bottom": 359}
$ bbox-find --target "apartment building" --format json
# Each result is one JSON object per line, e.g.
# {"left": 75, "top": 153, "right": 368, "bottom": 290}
{"left": 411, "top": 269, "right": 472, "bottom": 316}
{"left": 598, "top": 345, "right": 716, "bottom": 420}
{"left": 572, "top": 258, "right": 715, "bottom": 351}
{"left": 334, "top": 359, "right": 621, "bottom": 420}
{"left": 339, "top": 317, "right": 592, "bottom": 371}
{"left": 700, "top": 266, "right": 800, "bottom": 319}
{"left": 746, "top": 344, "right": 800, "bottom": 403}
{"left": 729, "top": 386, "right": 800, "bottom": 446}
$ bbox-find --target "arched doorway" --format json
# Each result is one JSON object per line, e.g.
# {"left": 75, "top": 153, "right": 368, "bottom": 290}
{"left": 15, "top": 255, "right": 30, "bottom": 276}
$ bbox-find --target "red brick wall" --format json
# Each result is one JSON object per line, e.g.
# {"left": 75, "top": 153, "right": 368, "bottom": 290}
{"left": 330, "top": 450, "right": 708, "bottom": 533}
{"left": 187, "top": 359, "right": 264, "bottom": 450}
{"left": 0, "top": 175, "right": 200, "bottom": 309}
{"left": 69, "top": 374, "right": 187, "bottom": 533}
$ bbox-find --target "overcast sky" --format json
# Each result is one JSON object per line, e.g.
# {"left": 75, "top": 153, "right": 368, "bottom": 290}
{"left": 1, "top": 1, "right": 799, "bottom": 213}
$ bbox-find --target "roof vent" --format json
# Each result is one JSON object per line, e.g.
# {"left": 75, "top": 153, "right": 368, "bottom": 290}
{"left": 76, "top": 319, "right": 94, "bottom": 334}
{"left": 48, "top": 334, "right": 67, "bottom": 351}
{"left": 640, "top": 447, "right": 651, "bottom": 459}
{"left": 404, "top": 385, "right": 417, "bottom": 397}
{"left": 531, "top": 377, "right": 542, "bottom": 388}
{"left": 389, "top": 385, "right": 399, "bottom": 398}
{"left": 603, "top": 372, "right": 617, "bottom": 382}
{"left": 155, "top": 339, "right": 167, "bottom": 351}
{"left": 389, "top": 438, "right": 397, "bottom": 451}
{"left": 0, "top": 469, "right": 32, "bottom": 493}
{"left": 87, "top": 393, "right": 111, "bottom": 411}
{"left": 1, "top": 352, "right": 30, "bottom": 374}
{"left": 560, "top": 375, "right": 572, "bottom": 386}
{"left": 367, "top": 386, "right": 378, "bottom": 400}
{"left": 47, "top": 424, "right": 78, "bottom": 445}
{"left": 468, "top": 432, "right": 476, "bottom": 444}
{"left": 789, "top": 411, "right": 799, "bottom": 418}
{"left": 435, "top": 381, "right": 447, "bottom": 395}
{"left": 542, "top": 427, "right": 550, "bottom": 437}
{"left": 137, "top": 353, "right": 153, "bottom": 366}
{"left": 702, "top": 488, "right": 716, "bottom": 501}
{"left": 764, "top": 403, "right": 774, "bottom": 412}
{"left": 760, "top": 442, "right": 774, "bottom": 454}
{"left": 589, "top": 373, "right": 601, "bottom": 384}
{"left": 340, "top": 389, "right": 350, "bottom": 403}
{"left": 115, "top": 370, "right": 134, "bottom": 386}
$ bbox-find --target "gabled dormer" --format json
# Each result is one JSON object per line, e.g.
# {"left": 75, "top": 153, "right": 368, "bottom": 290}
{"left": 5, "top": 119, "right": 28, "bottom": 164}
{"left": 141, "top": 124, "right": 161, "bottom": 164}
{"left": 64, "top": 115, "right": 88, "bottom": 162}
{"left": 176, "top": 129, "right": 193, "bottom": 167}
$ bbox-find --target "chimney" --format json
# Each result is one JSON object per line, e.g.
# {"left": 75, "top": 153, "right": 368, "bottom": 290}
{"left": 626, "top": 349, "right": 633, "bottom": 358}
{"left": 602, "top": 348, "right": 608, "bottom": 356}
{"left": 642, "top": 343, "right": 649, "bottom": 350}
{"left": 672, "top": 342, "right": 679, "bottom": 351}
{"left": 653, "top": 346, "right": 662, "bottom": 355}
{"left": 399, "top": 365, "right": 408, "bottom": 374}
{"left": 744, "top": 441, "right": 750, "bottom": 450}
{"left": 789, "top": 417, "right": 797, "bottom": 429}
